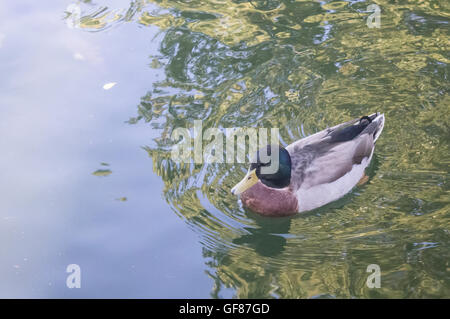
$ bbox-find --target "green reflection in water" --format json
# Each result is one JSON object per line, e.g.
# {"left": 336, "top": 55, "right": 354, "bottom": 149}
{"left": 71, "top": 0, "right": 449, "bottom": 297}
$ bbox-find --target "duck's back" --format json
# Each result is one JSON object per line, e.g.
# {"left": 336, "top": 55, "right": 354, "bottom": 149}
{"left": 286, "top": 113, "right": 385, "bottom": 212}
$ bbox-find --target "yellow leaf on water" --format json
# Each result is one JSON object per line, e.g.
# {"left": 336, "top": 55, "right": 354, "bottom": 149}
{"left": 92, "top": 169, "right": 112, "bottom": 177}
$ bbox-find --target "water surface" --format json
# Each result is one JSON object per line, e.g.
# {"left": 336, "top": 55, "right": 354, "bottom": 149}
{"left": 0, "top": 0, "right": 449, "bottom": 298}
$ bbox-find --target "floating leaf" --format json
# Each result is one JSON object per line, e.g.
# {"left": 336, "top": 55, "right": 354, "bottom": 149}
{"left": 103, "top": 82, "right": 117, "bottom": 90}
{"left": 92, "top": 169, "right": 112, "bottom": 177}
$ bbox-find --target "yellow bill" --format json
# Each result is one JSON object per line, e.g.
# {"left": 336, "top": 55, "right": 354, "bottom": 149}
{"left": 231, "top": 169, "right": 259, "bottom": 195}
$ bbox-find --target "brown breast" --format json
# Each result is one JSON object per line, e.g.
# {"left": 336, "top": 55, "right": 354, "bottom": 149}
{"left": 240, "top": 181, "right": 298, "bottom": 217}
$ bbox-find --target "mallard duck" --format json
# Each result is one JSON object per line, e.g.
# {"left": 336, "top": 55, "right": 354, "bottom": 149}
{"left": 231, "top": 113, "right": 385, "bottom": 216}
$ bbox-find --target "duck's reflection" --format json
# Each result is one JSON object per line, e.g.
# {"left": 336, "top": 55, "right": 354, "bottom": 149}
{"left": 233, "top": 213, "right": 292, "bottom": 257}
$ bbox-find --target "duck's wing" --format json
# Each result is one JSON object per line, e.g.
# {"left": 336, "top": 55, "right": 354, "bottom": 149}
{"left": 286, "top": 113, "right": 384, "bottom": 190}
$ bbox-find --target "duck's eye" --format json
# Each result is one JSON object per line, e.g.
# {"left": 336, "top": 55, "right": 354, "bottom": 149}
{"left": 247, "top": 176, "right": 251, "bottom": 180}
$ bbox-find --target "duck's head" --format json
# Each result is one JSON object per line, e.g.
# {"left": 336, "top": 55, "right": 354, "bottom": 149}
{"left": 231, "top": 144, "right": 291, "bottom": 195}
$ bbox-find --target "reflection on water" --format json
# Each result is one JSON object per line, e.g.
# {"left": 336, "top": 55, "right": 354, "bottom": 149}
{"left": 71, "top": 0, "right": 450, "bottom": 298}
{"left": 4, "top": 0, "right": 448, "bottom": 298}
